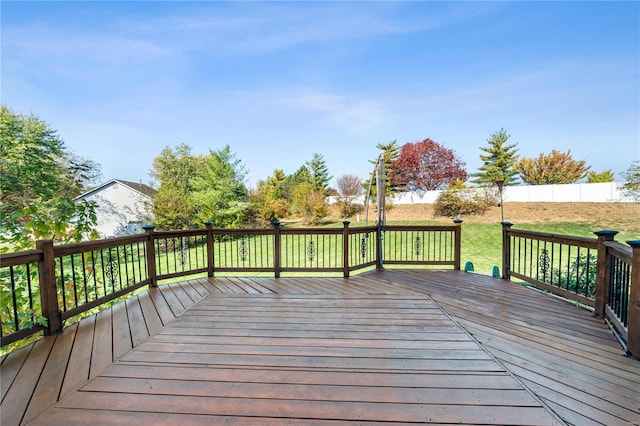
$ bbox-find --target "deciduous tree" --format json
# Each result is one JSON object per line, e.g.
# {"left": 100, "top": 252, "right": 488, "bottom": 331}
{"left": 336, "top": 174, "right": 362, "bottom": 218}
{"left": 390, "top": 138, "right": 468, "bottom": 191}
{"left": 471, "top": 128, "right": 519, "bottom": 186}
{"left": 620, "top": 161, "right": 640, "bottom": 201}
{"left": 517, "top": 150, "right": 590, "bottom": 185}
{"left": 150, "top": 143, "right": 199, "bottom": 230}
{"left": 0, "top": 106, "right": 101, "bottom": 251}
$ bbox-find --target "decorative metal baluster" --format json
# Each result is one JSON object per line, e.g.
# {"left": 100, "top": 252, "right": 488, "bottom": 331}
{"left": 307, "top": 240, "right": 316, "bottom": 263}
{"left": 239, "top": 237, "right": 248, "bottom": 265}
{"left": 539, "top": 248, "right": 550, "bottom": 281}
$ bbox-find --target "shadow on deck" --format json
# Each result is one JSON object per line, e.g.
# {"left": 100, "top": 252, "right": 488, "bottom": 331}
{"left": 1, "top": 270, "right": 638, "bottom": 425}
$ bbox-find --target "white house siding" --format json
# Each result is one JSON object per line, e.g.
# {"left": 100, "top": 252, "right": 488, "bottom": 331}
{"left": 75, "top": 180, "right": 154, "bottom": 238}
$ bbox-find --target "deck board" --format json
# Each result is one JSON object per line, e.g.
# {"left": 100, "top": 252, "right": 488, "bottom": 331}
{"left": 1, "top": 271, "right": 637, "bottom": 425}
{"left": 35, "top": 292, "right": 558, "bottom": 425}
{"left": 59, "top": 315, "right": 94, "bottom": 397}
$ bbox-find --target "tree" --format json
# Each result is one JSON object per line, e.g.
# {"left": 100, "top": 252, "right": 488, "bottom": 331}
{"left": 620, "top": 161, "right": 640, "bottom": 201}
{"left": 150, "top": 143, "right": 199, "bottom": 230}
{"left": 336, "top": 174, "right": 363, "bottom": 218}
{"left": 471, "top": 128, "right": 519, "bottom": 186}
{"left": 305, "top": 153, "right": 332, "bottom": 194}
{"left": 0, "top": 106, "right": 101, "bottom": 251}
{"left": 587, "top": 170, "right": 614, "bottom": 183}
{"left": 291, "top": 184, "right": 328, "bottom": 225}
{"left": 517, "top": 150, "right": 590, "bottom": 185}
{"left": 364, "top": 140, "right": 401, "bottom": 197}
{"left": 390, "top": 138, "right": 468, "bottom": 191}
{"left": 191, "top": 145, "right": 248, "bottom": 228}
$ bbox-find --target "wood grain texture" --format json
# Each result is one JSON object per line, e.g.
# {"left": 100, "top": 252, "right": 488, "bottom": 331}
{"left": 2, "top": 271, "right": 636, "bottom": 426}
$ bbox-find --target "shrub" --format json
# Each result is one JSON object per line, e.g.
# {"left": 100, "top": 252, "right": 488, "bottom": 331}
{"left": 434, "top": 181, "right": 496, "bottom": 217}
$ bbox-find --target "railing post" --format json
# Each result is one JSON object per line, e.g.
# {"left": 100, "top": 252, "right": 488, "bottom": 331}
{"left": 593, "top": 230, "right": 618, "bottom": 318}
{"left": 501, "top": 222, "right": 513, "bottom": 280}
{"left": 143, "top": 225, "right": 157, "bottom": 288}
{"left": 626, "top": 240, "right": 640, "bottom": 358}
{"left": 273, "top": 221, "right": 281, "bottom": 278}
{"left": 453, "top": 218, "right": 463, "bottom": 270}
{"left": 205, "top": 222, "right": 214, "bottom": 278}
{"left": 36, "top": 239, "right": 61, "bottom": 335}
{"left": 343, "top": 221, "right": 350, "bottom": 278}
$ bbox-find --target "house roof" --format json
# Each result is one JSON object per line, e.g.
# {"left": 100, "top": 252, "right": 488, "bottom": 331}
{"left": 75, "top": 179, "right": 157, "bottom": 200}
{"left": 114, "top": 179, "right": 157, "bottom": 198}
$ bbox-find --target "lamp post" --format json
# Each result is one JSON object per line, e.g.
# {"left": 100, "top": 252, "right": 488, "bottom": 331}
{"left": 495, "top": 178, "right": 505, "bottom": 223}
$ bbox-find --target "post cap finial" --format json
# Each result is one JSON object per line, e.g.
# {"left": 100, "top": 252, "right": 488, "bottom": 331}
{"left": 594, "top": 230, "right": 618, "bottom": 237}
{"left": 626, "top": 240, "right": 640, "bottom": 248}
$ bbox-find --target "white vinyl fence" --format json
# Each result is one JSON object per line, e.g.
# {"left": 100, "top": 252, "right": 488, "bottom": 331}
{"left": 330, "top": 182, "right": 635, "bottom": 205}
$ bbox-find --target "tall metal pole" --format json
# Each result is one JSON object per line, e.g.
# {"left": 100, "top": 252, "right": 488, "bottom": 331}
{"left": 376, "top": 156, "right": 385, "bottom": 269}
{"left": 496, "top": 178, "right": 505, "bottom": 223}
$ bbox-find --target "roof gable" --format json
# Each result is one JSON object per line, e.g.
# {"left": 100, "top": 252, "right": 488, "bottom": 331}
{"left": 75, "top": 179, "right": 156, "bottom": 200}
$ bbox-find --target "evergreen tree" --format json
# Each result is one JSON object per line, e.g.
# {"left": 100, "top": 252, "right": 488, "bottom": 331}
{"left": 471, "top": 129, "right": 519, "bottom": 186}
{"left": 191, "top": 145, "right": 248, "bottom": 228}
{"left": 363, "top": 140, "right": 400, "bottom": 198}
{"left": 305, "top": 153, "right": 332, "bottom": 194}
{"left": 587, "top": 170, "right": 614, "bottom": 183}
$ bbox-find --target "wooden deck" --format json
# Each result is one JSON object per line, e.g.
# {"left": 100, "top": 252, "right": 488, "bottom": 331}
{"left": 1, "top": 270, "right": 638, "bottom": 425}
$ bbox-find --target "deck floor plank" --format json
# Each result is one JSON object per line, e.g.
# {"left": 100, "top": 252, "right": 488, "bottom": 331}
{"left": 147, "top": 286, "right": 176, "bottom": 324}
{"left": 137, "top": 292, "right": 164, "bottom": 337}
{"left": 3, "top": 270, "right": 638, "bottom": 425}
{"left": 125, "top": 296, "right": 149, "bottom": 347}
{"left": 32, "top": 292, "right": 559, "bottom": 425}
{"left": 111, "top": 300, "right": 133, "bottom": 360}
{"left": 1, "top": 337, "right": 55, "bottom": 425}
{"left": 89, "top": 308, "right": 113, "bottom": 378}
{"left": 22, "top": 323, "right": 78, "bottom": 424}
{"left": 59, "top": 316, "right": 95, "bottom": 398}
{"left": 1, "top": 343, "right": 32, "bottom": 403}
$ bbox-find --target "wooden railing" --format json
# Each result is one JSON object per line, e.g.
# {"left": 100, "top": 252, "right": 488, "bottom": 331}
{"left": 502, "top": 223, "right": 639, "bottom": 358}
{"left": 0, "top": 221, "right": 462, "bottom": 347}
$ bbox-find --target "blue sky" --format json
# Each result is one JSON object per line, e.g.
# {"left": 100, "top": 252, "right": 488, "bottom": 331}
{"left": 2, "top": 1, "right": 639, "bottom": 188}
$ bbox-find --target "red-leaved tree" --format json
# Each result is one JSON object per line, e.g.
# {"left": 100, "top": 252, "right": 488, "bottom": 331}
{"left": 390, "top": 139, "right": 468, "bottom": 191}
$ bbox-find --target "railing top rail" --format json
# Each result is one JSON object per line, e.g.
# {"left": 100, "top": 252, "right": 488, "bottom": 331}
{"left": 348, "top": 226, "right": 378, "bottom": 234}
{"left": 506, "top": 228, "right": 598, "bottom": 247}
{"left": 154, "top": 229, "right": 208, "bottom": 238}
{"left": 281, "top": 228, "right": 343, "bottom": 235}
{"left": 0, "top": 249, "right": 43, "bottom": 266}
{"left": 385, "top": 225, "right": 459, "bottom": 231}
{"left": 209, "top": 228, "right": 273, "bottom": 236}
{"left": 605, "top": 241, "right": 633, "bottom": 263}
{"left": 53, "top": 234, "right": 149, "bottom": 257}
